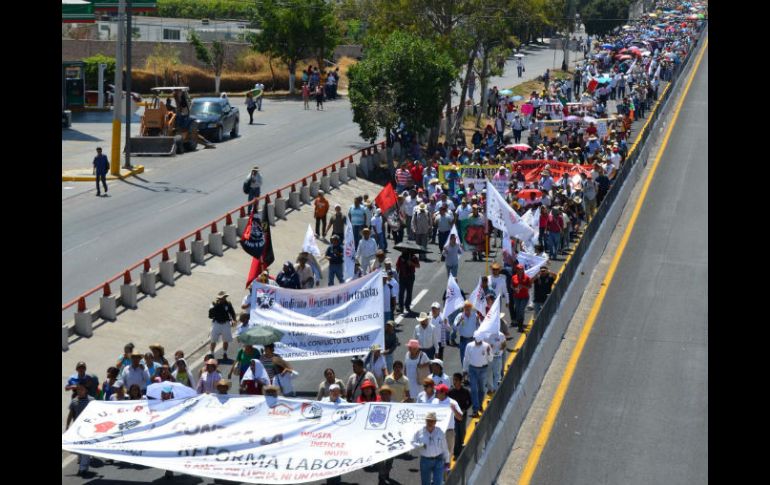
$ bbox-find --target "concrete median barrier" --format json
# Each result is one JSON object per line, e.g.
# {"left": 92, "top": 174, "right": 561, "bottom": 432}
{"left": 310, "top": 181, "right": 320, "bottom": 197}
{"left": 300, "top": 185, "right": 311, "bottom": 203}
{"left": 176, "top": 250, "right": 192, "bottom": 275}
{"left": 237, "top": 216, "right": 249, "bottom": 237}
{"left": 289, "top": 191, "right": 301, "bottom": 209}
{"left": 320, "top": 175, "right": 331, "bottom": 193}
{"left": 266, "top": 203, "right": 276, "bottom": 226}
{"left": 339, "top": 167, "right": 349, "bottom": 183}
{"left": 209, "top": 232, "right": 224, "bottom": 256}
{"left": 275, "top": 197, "right": 287, "bottom": 220}
{"left": 140, "top": 271, "right": 157, "bottom": 296}
{"left": 62, "top": 325, "right": 69, "bottom": 351}
{"left": 224, "top": 225, "right": 238, "bottom": 248}
{"left": 120, "top": 283, "right": 138, "bottom": 308}
{"left": 74, "top": 311, "right": 93, "bottom": 338}
{"left": 100, "top": 295, "right": 117, "bottom": 321}
{"left": 348, "top": 163, "right": 357, "bottom": 179}
{"left": 330, "top": 172, "right": 340, "bottom": 188}
{"left": 192, "top": 240, "right": 206, "bottom": 264}
{"left": 160, "top": 260, "right": 176, "bottom": 285}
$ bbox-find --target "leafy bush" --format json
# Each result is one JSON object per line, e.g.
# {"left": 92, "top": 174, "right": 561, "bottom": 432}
{"left": 157, "top": 0, "right": 257, "bottom": 21}
{"left": 83, "top": 54, "right": 116, "bottom": 90}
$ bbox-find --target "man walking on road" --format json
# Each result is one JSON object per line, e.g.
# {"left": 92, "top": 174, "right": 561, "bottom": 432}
{"left": 412, "top": 411, "right": 450, "bottom": 485}
{"left": 93, "top": 147, "right": 109, "bottom": 197}
{"left": 208, "top": 290, "right": 236, "bottom": 361}
{"left": 66, "top": 383, "right": 95, "bottom": 476}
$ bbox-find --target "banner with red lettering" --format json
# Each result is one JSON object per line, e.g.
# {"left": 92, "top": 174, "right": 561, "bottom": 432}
{"left": 513, "top": 160, "right": 593, "bottom": 184}
{"left": 62, "top": 394, "right": 451, "bottom": 484}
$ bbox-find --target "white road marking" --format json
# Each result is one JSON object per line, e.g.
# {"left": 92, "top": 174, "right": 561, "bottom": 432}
{"left": 411, "top": 289, "right": 429, "bottom": 307}
{"left": 62, "top": 453, "right": 77, "bottom": 468}
{"left": 63, "top": 186, "right": 74, "bottom": 190}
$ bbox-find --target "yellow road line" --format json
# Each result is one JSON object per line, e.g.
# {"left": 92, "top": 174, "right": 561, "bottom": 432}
{"left": 518, "top": 38, "right": 708, "bottom": 485}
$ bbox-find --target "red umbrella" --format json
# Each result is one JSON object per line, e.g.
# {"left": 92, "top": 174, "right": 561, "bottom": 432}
{"left": 616, "top": 54, "right": 633, "bottom": 61}
{"left": 515, "top": 189, "right": 543, "bottom": 200}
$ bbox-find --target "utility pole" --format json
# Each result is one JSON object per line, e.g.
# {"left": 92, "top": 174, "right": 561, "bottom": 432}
{"left": 563, "top": 0, "right": 577, "bottom": 71}
{"left": 110, "top": 0, "right": 126, "bottom": 176}
{"left": 124, "top": 0, "right": 133, "bottom": 169}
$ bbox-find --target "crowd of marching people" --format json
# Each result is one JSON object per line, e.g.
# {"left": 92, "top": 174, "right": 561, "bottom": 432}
{"left": 65, "top": 2, "right": 705, "bottom": 482}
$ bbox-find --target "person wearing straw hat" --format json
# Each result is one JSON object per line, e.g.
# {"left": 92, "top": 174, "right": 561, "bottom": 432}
{"left": 405, "top": 339, "right": 431, "bottom": 399}
{"left": 414, "top": 312, "right": 440, "bottom": 359}
{"left": 208, "top": 290, "right": 236, "bottom": 361}
{"left": 411, "top": 411, "right": 450, "bottom": 485}
{"left": 196, "top": 359, "right": 223, "bottom": 394}
{"left": 356, "top": 227, "right": 378, "bottom": 272}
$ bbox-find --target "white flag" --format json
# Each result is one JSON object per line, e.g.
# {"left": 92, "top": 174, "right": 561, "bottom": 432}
{"left": 517, "top": 251, "right": 548, "bottom": 278}
{"left": 654, "top": 64, "right": 661, "bottom": 80}
{"left": 469, "top": 278, "right": 488, "bottom": 315}
{"left": 302, "top": 224, "right": 321, "bottom": 257}
{"left": 443, "top": 224, "right": 463, "bottom": 253}
{"left": 486, "top": 182, "right": 535, "bottom": 241}
{"left": 440, "top": 274, "right": 465, "bottom": 322}
{"left": 476, "top": 295, "right": 501, "bottom": 340}
{"left": 502, "top": 229, "right": 513, "bottom": 259}
{"left": 343, "top": 217, "right": 356, "bottom": 281}
{"left": 520, "top": 209, "right": 541, "bottom": 252}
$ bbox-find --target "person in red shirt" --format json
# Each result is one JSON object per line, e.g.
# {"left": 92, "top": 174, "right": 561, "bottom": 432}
{"left": 410, "top": 162, "right": 424, "bottom": 188}
{"left": 511, "top": 264, "right": 532, "bottom": 332}
{"left": 585, "top": 122, "right": 598, "bottom": 137}
{"left": 546, "top": 207, "right": 564, "bottom": 260}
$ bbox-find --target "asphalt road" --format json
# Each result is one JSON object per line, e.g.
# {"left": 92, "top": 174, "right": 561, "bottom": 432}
{"left": 62, "top": 222, "right": 577, "bottom": 484}
{"left": 527, "top": 49, "right": 708, "bottom": 485}
{"left": 61, "top": 40, "right": 581, "bottom": 305}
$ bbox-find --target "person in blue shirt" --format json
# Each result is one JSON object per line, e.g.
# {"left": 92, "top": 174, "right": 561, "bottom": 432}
{"left": 93, "top": 147, "right": 109, "bottom": 197}
{"left": 348, "top": 197, "right": 368, "bottom": 248}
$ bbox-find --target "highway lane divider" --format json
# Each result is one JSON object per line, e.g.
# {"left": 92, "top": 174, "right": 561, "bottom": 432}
{"left": 62, "top": 140, "right": 386, "bottom": 350}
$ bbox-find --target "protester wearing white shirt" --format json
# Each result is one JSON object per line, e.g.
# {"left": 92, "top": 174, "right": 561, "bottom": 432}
{"left": 364, "top": 344, "right": 388, "bottom": 386}
{"left": 432, "top": 384, "right": 464, "bottom": 459}
{"left": 355, "top": 228, "right": 378, "bottom": 273}
{"left": 414, "top": 313, "right": 440, "bottom": 359}
{"left": 463, "top": 332, "right": 493, "bottom": 416}
{"left": 485, "top": 330, "right": 507, "bottom": 394}
{"left": 412, "top": 412, "right": 450, "bottom": 483}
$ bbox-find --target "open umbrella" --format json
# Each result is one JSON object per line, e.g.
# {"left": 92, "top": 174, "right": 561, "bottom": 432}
{"left": 499, "top": 89, "right": 513, "bottom": 96}
{"left": 583, "top": 115, "right": 597, "bottom": 124}
{"left": 600, "top": 43, "right": 614, "bottom": 49}
{"left": 616, "top": 54, "right": 633, "bottom": 61}
{"left": 515, "top": 189, "right": 543, "bottom": 200}
{"left": 505, "top": 143, "right": 532, "bottom": 152}
{"left": 146, "top": 382, "right": 198, "bottom": 400}
{"left": 511, "top": 95, "right": 524, "bottom": 101}
{"left": 237, "top": 325, "right": 285, "bottom": 346}
{"left": 393, "top": 241, "right": 429, "bottom": 254}
{"left": 514, "top": 53, "right": 525, "bottom": 58}
{"left": 565, "top": 115, "right": 581, "bottom": 122}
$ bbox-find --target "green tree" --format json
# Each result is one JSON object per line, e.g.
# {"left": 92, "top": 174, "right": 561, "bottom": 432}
{"left": 189, "top": 31, "right": 226, "bottom": 94}
{"left": 83, "top": 54, "right": 116, "bottom": 91}
{"left": 252, "top": 0, "right": 340, "bottom": 94}
{"left": 348, "top": 31, "right": 457, "bottom": 168}
{"left": 579, "top": 0, "right": 632, "bottom": 37}
{"left": 145, "top": 43, "right": 181, "bottom": 87}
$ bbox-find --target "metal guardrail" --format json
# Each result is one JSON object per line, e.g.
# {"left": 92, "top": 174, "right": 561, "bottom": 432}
{"left": 61, "top": 140, "right": 386, "bottom": 327}
{"left": 447, "top": 22, "right": 707, "bottom": 485}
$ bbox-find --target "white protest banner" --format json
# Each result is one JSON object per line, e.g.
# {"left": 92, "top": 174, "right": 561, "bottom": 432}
{"left": 302, "top": 225, "right": 321, "bottom": 257}
{"left": 343, "top": 218, "right": 355, "bottom": 281}
{"left": 62, "top": 395, "right": 451, "bottom": 484}
{"left": 476, "top": 295, "right": 501, "bottom": 340}
{"left": 440, "top": 274, "right": 464, "bottom": 322}
{"left": 596, "top": 120, "right": 608, "bottom": 138}
{"left": 463, "top": 177, "right": 487, "bottom": 191}
{"left": 520, "top": 209, "right": 540, "bottom": 253}
{"left": 486, "top": 182, "right": 535, "bottom": 241}
{"left": 250, "top": 271, "right": 384, "bottom": 360}
{"left": 502, "top": 229, "right": 513, "bottom": 259}
{"left": 517, "top": 251, "right": 548, "bottom": 278}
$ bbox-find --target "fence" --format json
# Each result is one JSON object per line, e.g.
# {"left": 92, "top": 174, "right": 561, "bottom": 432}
{"left": 447, "top": 22, "right": 707, "bottom": 485}
{"left": 62, "top": 140, "right": 386, "bottom": 350}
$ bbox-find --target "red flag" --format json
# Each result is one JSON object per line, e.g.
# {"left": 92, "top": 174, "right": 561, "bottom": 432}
{"left": 586, "top": 79, "right": 598, "bottom": 94}
{"left": 245, "top": 257, "right": 262, "bottom": 288}
{"left": 375, "top": 183, "right": 398, "bottom": 212}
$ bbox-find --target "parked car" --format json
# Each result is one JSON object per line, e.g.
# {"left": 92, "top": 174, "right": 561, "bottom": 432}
{"left": 190, "top": 97, "right": 240, "bottom": 142}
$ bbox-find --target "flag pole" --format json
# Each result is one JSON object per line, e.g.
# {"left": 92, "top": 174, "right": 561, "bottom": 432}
{"left": 485, "top": 230, "right": 489, "bottom": 276}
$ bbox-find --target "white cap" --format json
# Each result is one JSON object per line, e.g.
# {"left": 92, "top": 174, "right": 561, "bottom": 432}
{"left": 329, "top": 384, "right": 340, "bottom": 391}
{"left": 431, "top": 302, "right": 441, "bottom": 309}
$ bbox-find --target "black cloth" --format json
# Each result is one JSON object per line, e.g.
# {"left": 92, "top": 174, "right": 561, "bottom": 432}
{"left": 532, "top": 274, "right": 556, "bottom": 303}
{"left": 325, "top": 243, "right": 343, "bottom": 265}
{"left": 277, "top": 269, "right": 300, "bottom": 289}
{"left": 209, "top": 301, "right": 236, "bottom": 322}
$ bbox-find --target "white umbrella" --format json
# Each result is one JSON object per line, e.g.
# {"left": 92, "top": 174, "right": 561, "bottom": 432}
{"left": 146, "top": 381, "right": 198, "bottom": 400}
{"left": 514, "top": 53, "right": 525, "bottom": 58}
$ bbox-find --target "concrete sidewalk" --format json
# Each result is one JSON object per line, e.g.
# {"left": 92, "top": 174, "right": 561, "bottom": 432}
{"left": 61, "top": 176, "right": 385, "bottom": 429}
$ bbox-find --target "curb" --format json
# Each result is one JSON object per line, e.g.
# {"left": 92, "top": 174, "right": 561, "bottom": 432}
{"left": 62, "top": 165, "right": 145, "bottom": 182}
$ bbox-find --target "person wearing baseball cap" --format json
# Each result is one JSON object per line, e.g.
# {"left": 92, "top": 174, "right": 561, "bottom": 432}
{"left": 411, "top": 411, "right": 451, "bottom": 483}
{"left": 463, "top": 331, "right": 493, "bottom": 418}
{"left": 196, "top": 359, "right": 223, "bottom": 394}
{"left": 431, "top": 383, "right": 463, "bottom": 460}
{"left": 429, "top": 302, "right": 449, "bottom": 359}
{"left": 245, "top": 166, "right": 262, "bottom": 214}
{"left": 321, "top": 383, "right": 344, "bottom": 404}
